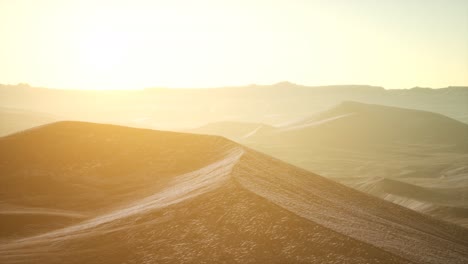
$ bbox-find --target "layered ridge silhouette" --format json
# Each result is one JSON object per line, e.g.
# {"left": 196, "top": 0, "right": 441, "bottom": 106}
{"left": 1, "top": 84, "right": 467, "bottom": 133}
{"left": 1, "top": 122, "right": 467, "bottom": 263}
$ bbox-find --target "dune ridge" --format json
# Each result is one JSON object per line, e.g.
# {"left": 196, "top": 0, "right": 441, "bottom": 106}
{"left": 190, "top": 102, "right": 468, "bottom": 228}
{"left": 1, "top": 122, "right": 467, "bottom": 263}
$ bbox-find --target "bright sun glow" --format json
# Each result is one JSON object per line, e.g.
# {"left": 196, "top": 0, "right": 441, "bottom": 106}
{"left": 0, "top": 0, "right": 467, "bottom": 90}
{"left": 78, "top": 30, "right": 130, "bottom": 74}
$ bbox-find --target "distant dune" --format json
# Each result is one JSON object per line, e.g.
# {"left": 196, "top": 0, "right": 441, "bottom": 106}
{"left": 0, "top": 107, "right": 60, "bottom": 136}
{"left": 1, "top": 122, "right": 467, "bottom": 263}
{"left": 270, "top": 101, "right": 468, "bottom": 148}
{"left": 191, "top": 121, "right": 275, "bottom": 140}
{"left": 189, "top": 102, "right": 468, "bottom": 227}
{"left": 194, "top": 101, "right": 468, "bottom": 148}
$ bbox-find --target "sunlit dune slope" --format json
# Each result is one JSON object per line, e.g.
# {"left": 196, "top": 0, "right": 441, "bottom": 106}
{"left": 1, "top": 122, "right": 467, "bottom": 263}
{"left": 0, "top": 122, "right": 235, "bottom": 238}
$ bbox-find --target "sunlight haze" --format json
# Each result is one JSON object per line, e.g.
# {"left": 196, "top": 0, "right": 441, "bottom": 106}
{"left": 1, "top": 0, "right": 467, "bottom": 90}
{"left": 2, "top": 2, "right": 468, "bottom": 263}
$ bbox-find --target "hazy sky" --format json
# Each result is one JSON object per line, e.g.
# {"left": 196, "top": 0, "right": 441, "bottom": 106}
{"left": 1, "top": 0, "right": 467, "bottom": 90}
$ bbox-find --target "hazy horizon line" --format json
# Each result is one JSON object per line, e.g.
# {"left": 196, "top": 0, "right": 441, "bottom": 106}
{"left": 1, "top": 81, "right": 467, "bottom": 91}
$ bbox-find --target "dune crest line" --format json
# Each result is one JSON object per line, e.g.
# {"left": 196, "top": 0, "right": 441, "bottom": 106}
{"left": 1, "top": 147, "right": 244, "bottom": 247}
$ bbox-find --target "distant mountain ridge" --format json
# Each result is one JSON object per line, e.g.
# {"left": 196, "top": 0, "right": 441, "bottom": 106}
{"left": 1, "top": 83, "right": 467, "bottom": 132}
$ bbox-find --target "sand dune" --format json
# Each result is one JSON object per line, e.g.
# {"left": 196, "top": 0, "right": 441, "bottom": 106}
{"left": 259, "top": 101, "right": 468, "bottom": 148}
{"left": 195, "top": 101, "right": 468, "bottom": 148}
{"left": 1, "top": 122, "right": 467, "bottom": 263}
{"left": 191, "top": 121, "right": 274, "bottom": 141}
{"left": 355, "top": 178, "right": 468, "bottom": 227}
{"left": 0, "top": 204, "right": 87, "bottom": 240}
{"left": 368, "top": 178, "right": 468, "bottom": 206}
{"left": 0, "top": 107, "right": 60, "bottom": 136}
{"left": 189, "top": 102, "right": 468, "bottom": 227}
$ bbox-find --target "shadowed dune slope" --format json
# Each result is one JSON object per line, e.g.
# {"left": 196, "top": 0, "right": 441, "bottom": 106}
{"left": 1, "top": 122, "right": 468, "bottom": 263}
{"left": 353, "top": 178, "right": 468, "bottom": 227}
